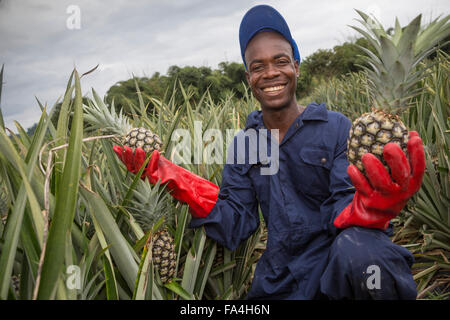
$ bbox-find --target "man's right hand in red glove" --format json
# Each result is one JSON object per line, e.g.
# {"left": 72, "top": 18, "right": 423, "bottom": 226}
{"left": 113, "top": 146, "right": 219, "bottom": 219}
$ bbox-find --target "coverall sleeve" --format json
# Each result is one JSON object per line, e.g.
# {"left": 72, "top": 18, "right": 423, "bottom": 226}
{"left": 320, "top": 115, "right": 355, "bottom": 235}
{"left": 189, "top": 161, "right": 260, "bottom": 250}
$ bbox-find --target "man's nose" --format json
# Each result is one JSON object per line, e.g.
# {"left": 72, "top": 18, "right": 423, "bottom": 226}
{"left": 263, "top": 63, "right": 280, "bottom": 78}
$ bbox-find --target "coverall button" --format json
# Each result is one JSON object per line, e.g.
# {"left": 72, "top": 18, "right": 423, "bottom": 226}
{"left": 321, "top": 157, "right": 327, "bottom": 164}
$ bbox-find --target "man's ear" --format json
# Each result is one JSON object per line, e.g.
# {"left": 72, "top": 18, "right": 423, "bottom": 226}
{"left": 294, "top": 60, "right": 300, "bottom": 78}
{"left": 245, "top": 71, "right": 250, "bottom": 84}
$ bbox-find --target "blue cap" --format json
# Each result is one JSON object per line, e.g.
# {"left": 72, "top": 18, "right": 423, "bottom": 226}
{"left": 239, "top": 4, "right": 301, "bottom": 70}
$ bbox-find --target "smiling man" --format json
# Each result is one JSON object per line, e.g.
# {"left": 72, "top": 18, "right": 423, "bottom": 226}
{"left": 115, "top": 4, "right": 425, "bottom": 300}
{"left": 244, "top": 30, "right": 303, "bottom": 143}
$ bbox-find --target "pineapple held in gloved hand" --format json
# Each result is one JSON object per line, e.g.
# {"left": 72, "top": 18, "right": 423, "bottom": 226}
{"left": 83, "top": 89, "right": 163, "bottom": 156}
{"left": 334, "top": 11, "right": 448, "bottom": 230}
{"left": 346, "top": 11, "right": 449, "bottom": 175}
{"left": 334, "top": 131, "right": 425, "bottom": 230}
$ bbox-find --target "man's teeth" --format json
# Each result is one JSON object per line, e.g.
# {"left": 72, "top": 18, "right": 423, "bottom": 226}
{"left": 263, "top": 85, "right": 285, "bottom": 92}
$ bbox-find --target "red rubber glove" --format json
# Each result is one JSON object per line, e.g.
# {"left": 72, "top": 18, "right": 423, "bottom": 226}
{"left": 113, "top": 146, "right": 219, "bottom": 218}
{"left": 334, "top": 131, "right": 425, "bottom": 230}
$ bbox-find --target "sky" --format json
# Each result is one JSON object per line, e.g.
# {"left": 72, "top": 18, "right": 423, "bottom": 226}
{"left": 0, "top": 0, "right": 448, "bottom": 132}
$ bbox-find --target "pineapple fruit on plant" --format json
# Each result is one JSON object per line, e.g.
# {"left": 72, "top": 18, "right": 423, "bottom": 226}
{"left": 130, "top": 180, "right": 178, "bottom": 283}
{"left": 149, "top": 228, "right": 177, "bottom": 283}
{"left": 347, "top": 11, "right": 450, "bottom": 174}
{"left": 83, "top": 89, "right": 163, "bottom": 155}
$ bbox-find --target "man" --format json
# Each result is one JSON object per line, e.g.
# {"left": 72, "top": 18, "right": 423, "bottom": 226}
{"left": 114, "top": 5, "right": 425, "bottom": 299}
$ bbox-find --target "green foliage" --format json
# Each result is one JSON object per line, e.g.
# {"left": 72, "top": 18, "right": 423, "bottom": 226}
{"left": 296, "top": 38, "right": 375, "bottom": 98}
{"left": 49, "top": 97, "right": 91, "bottom": 130}
{"left": 105, "top": 62, "right": 247, "bottom": 116}
{"left": 299, "top": 70, "right": 372, "bottom": 119}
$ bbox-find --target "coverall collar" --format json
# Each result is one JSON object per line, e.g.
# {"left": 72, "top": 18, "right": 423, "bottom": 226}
{"left": 244, "top": 102, "right": 329, "bottom": 131}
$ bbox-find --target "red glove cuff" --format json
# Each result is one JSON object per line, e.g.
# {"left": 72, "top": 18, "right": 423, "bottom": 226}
{"left": 334, "top": 197, "right": 391, "bottom": 230}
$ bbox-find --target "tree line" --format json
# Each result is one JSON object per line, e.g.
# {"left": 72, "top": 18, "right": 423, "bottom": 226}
{"left": 103, "top": 38, "right": 375, "bottom": 115}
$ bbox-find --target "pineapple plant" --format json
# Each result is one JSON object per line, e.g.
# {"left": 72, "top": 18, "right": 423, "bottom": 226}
{"left": 84, "top": 90, "right": 175, "bottom": 283}
{"left": 83, "top": 89, "right": 162, "bottom": 155}
{"left": 0, "top": 182, "right": 9, "bottom": 225}
{"left": 212, "top": 243, "right": 225, "bottom": 270}
{"left": 347, "top": 11, "right": 450, "bottom": 174}
{"left": 130, "top": 180, "right": 177, "bottom": 284}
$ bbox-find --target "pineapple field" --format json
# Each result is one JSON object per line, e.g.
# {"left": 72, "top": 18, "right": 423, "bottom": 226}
{"left": 0, "top": 66, "right": 265, "bottom": 300}
{"left": 0, "top": 13, "right": 449, "bottom": 300}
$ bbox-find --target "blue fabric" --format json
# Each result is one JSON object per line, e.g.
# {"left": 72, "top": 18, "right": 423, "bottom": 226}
{"left": 239, "top": 5, "right": 301, "bottom": 69}
{"left": 320, "top": 226, "right": 417, "bottom": 300}
{"left": 189, "top": 103, "right": 416, "bottom": 299}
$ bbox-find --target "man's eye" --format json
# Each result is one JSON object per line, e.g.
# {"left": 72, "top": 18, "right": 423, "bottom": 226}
{"left": 277, "top": 59, "right": 289, "bottom": 65}
{"left": 252, "top": 65, "right": 263, "bottom": 71}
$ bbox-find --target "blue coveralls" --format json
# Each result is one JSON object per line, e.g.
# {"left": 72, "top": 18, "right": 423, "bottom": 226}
{"left": 190, "top": 102, "right": 417, "bottom": 299}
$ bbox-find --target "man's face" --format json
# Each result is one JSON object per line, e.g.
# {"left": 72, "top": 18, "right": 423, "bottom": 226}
{"left": 244, "top": 31, "right": 299, "bottom": 111}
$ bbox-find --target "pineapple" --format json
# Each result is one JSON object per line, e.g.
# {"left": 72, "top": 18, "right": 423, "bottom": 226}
{"left": 347, "top": 11, "right": 450, "bottom": 174}
{"left": 151, "top": 228, "right": 177, "bottom": 283}
{"left": 83, "top": 89, "right": 162, "bottom": 155}
{"left": 130, "top": 180, "right": 177, "bottom": 284}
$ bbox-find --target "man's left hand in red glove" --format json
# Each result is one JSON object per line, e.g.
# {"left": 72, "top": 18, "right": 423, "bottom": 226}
{"left": 334, "top": 131, "right": 426, "bottom": 230}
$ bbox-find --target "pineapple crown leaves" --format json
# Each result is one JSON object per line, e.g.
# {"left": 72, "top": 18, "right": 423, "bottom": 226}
{"left": 128, "top": 179, "right": 176, "bottom": 232}
{"left": 351, "top": 10, "right": 450, "bottom": 114}
{"left": 82, "top": 88, "right": 132, "bottom": 136}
